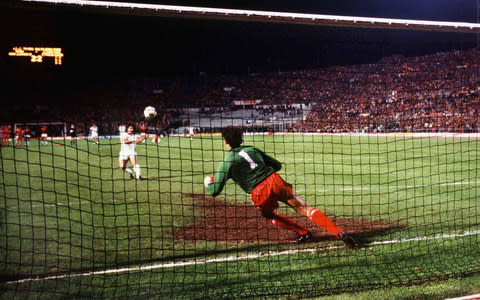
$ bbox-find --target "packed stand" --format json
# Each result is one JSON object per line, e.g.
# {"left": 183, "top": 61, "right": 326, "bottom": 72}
{"left": 2, "top": 48, "right": 480, "bottom": 136}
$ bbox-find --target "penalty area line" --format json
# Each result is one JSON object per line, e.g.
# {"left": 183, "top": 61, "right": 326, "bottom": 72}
{"left": 445, "top": 294, "right": 480, "bottom": 300}
{"left": 4, "top": 229, "right": 480, "bottom": 285}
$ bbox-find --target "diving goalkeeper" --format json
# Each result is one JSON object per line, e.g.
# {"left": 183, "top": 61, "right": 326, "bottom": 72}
{"left": 205, "top": 126, "right": 359, "bottom": 248}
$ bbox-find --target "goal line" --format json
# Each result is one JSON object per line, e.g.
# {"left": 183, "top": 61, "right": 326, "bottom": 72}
{"left": 5, "top": 229, "right": 480, "bottom": 285}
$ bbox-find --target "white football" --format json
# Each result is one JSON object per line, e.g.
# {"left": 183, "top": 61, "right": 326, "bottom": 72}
{"left": 204, "top": 175, "right": 214, "bottom": 187}
{"left": 144, "top": 106, "right": 157, "bottom": 119}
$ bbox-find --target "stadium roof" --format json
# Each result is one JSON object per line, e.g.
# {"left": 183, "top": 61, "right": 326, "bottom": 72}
{"left": 17, "top": 0, "right": 480, "bottom": 33}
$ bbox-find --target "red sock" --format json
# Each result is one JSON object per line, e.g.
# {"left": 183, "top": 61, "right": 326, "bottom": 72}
{"left": 308, "top": 208, "right": 343, "bottom": 238}
{"left": 269, "top": 213, "right": 309, "bottom": 235}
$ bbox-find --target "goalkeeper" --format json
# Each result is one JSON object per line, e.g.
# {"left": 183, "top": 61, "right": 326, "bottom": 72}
{"left": 205, "top": 126, "right": 359, "bottom": 248}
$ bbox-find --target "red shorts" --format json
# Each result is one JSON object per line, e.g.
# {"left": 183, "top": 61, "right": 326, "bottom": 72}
{"left": 251, "top": 172, "right": 293, "bottom": 217}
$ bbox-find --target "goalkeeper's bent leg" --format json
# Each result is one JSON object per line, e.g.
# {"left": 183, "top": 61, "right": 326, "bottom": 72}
{"left": 308, "top": 208, "right": 343, "bottom": 238}
{"left": 268, "top": 212, "right": 309, "bottom": 235}
{"left": 286, "top": 192, "right": 343, "bottom": 238}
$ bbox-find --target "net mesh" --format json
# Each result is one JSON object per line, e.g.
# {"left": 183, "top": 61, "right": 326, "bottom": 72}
{"left": 1, "top": 29, "right": 480, "bottom": 299}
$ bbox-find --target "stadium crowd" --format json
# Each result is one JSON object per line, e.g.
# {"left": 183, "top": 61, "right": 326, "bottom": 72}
{"left": 192, "top": 48, "right": 480, "bottom": 133}
{"left": 2, "top": 48, "right": 480, "bottom": 137}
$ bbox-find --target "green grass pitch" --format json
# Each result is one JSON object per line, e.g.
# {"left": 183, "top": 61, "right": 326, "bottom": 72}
{"left": 1, "top": 134, "right": 479, "bottom": 298}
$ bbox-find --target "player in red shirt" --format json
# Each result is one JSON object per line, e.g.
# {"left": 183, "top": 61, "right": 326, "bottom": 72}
{"left": 1, "top": 126, "right": 11, "bottom": 146}
{"left": 40, "top": 125, "right": 48, "bottom": 146}
{"left": 14, "top": 126, "right": 24, "bottom": 147}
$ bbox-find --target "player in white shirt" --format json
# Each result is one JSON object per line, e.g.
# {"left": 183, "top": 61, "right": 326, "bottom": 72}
{"left": 119, "top": 124, "right": 146, "bottom": 180}
{"left": 188, "top": 125, "right": 194, "bottom": 141}
{"left": 118, "top": 124, "right": 126, "bottom": 134}
{"left": 89, "top": 124, "right": 99, "bottom": 144}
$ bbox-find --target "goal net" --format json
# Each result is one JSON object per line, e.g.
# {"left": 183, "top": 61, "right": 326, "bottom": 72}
{"left": 1, "top": 5, "right": 480, "bottom": 300}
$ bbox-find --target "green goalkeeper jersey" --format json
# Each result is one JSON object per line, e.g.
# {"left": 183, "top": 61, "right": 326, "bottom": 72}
{"left": 206, "top": 146, "right": 282, "bottom": 197}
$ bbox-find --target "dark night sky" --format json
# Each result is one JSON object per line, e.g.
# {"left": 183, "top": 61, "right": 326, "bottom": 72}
{"left": 1, "top": 0, "right": 478, "bottom": 83}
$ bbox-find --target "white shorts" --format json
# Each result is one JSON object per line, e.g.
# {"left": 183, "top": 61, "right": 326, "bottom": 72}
{"left": 119, "top": 154, "right": 135, "bottom": 161}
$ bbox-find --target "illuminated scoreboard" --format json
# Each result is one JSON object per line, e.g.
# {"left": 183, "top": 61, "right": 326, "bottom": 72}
{"left": 8, "top": 47, "right": 64, "bottom": 65}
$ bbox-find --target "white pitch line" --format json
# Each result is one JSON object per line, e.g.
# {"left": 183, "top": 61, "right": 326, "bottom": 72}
{"left": 31, "top": 201, "right": 90, "bottom": 208}
{"left": 369, "top": 229, "right": 480, "bottom": 245}
{"left": 295, "top": 180, "right": 480, "bottom": 193}
{"left": 9, "top": 200, "right": 124, "bottom": 210}
{"left": 8, "top": 201, "right": 90, "bottom": 210}
{"left": 4, "top": 229, "right": 480, "bottom": 285}
{"left": 445, "top": 294, "right": 480, "bottom": 300}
